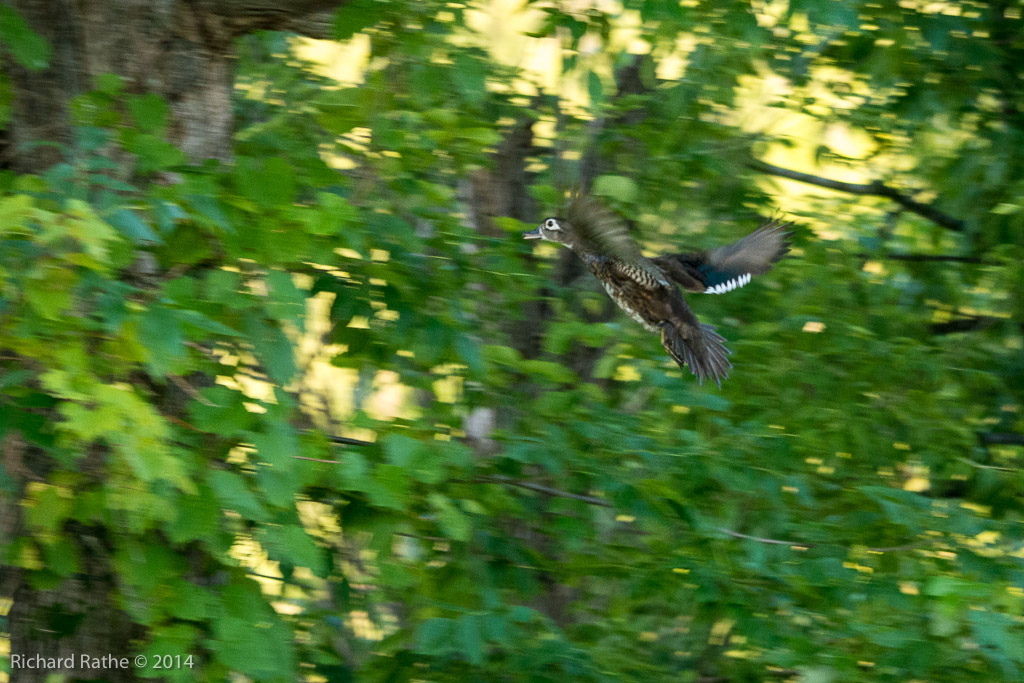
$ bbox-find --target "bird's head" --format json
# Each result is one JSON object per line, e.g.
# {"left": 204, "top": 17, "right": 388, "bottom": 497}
{"left": 523, "top": 217, "right": 573, "bottom": 246}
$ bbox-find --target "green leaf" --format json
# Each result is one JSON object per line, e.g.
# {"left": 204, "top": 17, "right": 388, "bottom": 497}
{"left": 454, "top": 335, "right": 484, "bottom": 375}
{"left": 207, "top": 470, "right": 266, "bottom": 521}
{"left": 417, "top": 618, "right": 456, "bottom": 656}
{"left": 122, "top": 132, "right": 186, "bottom": 173}
{"left": 187, "top": 194, "right": 232, "bottom": 232}
{"left": 587, "top": 70, "right": 603, "bottom": 107}
{"left": 177, "top": 310, "right": 241, "bottom": 338}
{"left": 593, "top": 175, "right": 638, "bottom": 203}
{"left": 383, "top": 434, "right": 422, "bottom": 468}
{"left": 508, "top": 605, "right": 536, "bottom": 623}
{"left": 0, "top": 5, "right": 50, "bottom": 70}
{"left": 257, "top": 463, "right": 300, "bottom": 509}
{"left": 0, "top": 369, "right": 34, "bottom": 390}
{"left": 924, "top": 576, "right": 989, "bottom": 598}
{"left": 458, "top": 614, "right": 485, "bottom": 665}
{"left": 429, "top": 493, "right": 470, "bottom": 542}
{"left": 109, "top": 208, "right": 161, "bottom": 244}
{"left": 929, "top": 603, "right": 961, "bottom": 638}
{"left": 266, "top": 525, "right": 329, "bottom": 578}
{"left": 366, "top": 464, "right": 410, "bottom": 511}
{"left": 245, "top": 316, "right": 296, "bottom": 386}
{"left": 453, "top": 53, "right": 486, "bottom": 105}
{"left": 138, "top": 305, "right": 185, "bottom": 377}
{"left": 26, "top": 485, "right": 72, "bottom": 534}
{"left": 42, "top": 537, "right": 81, "bottom": 577}
{"left": 265, "top": 270, "right": 307, "bottom": 326}
{"left": 307, "top": 193, "right": 357, "bottom": 236}
{"left": 128, "top": 93, "right": 169, "bottom": 132}
{"left": 94, "top": 72, "right": 124, "bottom": 95}
{"left": 335, "top": 451, "right": 370, "bottom": 491}
{"left": 334, "top": 0, "right": 381, "bottom": 40}
{"left": 801, "top": 667, "right": 837, "bottom": 683}
{"left": 235, "top": 157, "right": 296, "bottom": 208}
{"left": 314, "top": 89, "right": 365, "bottom": 136}
{"left": 520, "top": 359, "right": 576, "bottom": 384}
{"left": 167, "top": 489, "right": 221, "bottom": 544}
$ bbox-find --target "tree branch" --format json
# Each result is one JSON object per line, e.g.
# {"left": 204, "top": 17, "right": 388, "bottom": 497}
{"left": 749, "top": 159, "right": 966, "bottom": 233}
{"left": 855, "top": 252, "right": 993, "bottom": 264}
{"left": 978, "top": 432, "right": 1024, "bottom": 447}
{"left": 579, "top": 53, "right": 648, "bottom": 191}
{"left": 210, "top": 0, "right": 350, "bottom": 39}
{"left": 929, "top": 315, "right": 1022, "bottom": 335}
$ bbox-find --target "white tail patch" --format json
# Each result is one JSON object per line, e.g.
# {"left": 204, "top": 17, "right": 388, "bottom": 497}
{"left": 705, "top": 272, "right": 751, "bottom": 294}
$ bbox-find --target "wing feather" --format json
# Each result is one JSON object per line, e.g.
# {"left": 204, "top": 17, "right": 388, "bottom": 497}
{"left": 705, "top": 219, "right": 791, "bottom": 277}
{"left": 567, "top": 194, "right": 669, "bottom": 289}
{"left": 653, "top": 219, "right": 792, "bottom": 293}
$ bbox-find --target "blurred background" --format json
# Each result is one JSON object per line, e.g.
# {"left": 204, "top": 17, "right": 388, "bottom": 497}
{"left": 1, "top": 0, "right": 1023, "bottom": 681}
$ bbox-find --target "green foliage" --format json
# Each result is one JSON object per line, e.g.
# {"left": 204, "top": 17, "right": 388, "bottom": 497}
{"left": 0, "top": 5, "right": 50, "bottom": 70}
{"left": 3, "top": 1, "right": 1024, "bottom": 682}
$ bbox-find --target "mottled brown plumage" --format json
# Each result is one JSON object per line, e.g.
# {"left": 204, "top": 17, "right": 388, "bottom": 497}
{"left": 524, "top": 195, "right": 791, "bottom": 387}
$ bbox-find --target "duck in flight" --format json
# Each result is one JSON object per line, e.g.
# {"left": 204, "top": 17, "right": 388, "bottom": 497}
{"left": 523, "top": 195, "right": 791, "bottom": 387}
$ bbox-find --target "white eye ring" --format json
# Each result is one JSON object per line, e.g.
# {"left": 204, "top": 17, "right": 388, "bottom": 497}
{"left": 545, "top": 219, "right": 558, "bottom": 230}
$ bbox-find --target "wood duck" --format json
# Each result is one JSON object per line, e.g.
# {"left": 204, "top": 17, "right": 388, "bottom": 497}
{"left": 523, "top": 195, "right": 791, "bottom": 387}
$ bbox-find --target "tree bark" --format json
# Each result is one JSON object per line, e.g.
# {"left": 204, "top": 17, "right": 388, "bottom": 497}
{"left": 6, "top": 0, "right": 346, "bottom": 173}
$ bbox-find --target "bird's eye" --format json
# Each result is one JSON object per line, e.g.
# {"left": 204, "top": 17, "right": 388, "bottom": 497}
{"left": 545, "top": 219, "right": 557, "bottom": 229}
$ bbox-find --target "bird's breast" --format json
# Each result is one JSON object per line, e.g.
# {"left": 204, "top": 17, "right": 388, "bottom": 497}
{"left": 598, "top": 280, "right": 661, "bottom": 333}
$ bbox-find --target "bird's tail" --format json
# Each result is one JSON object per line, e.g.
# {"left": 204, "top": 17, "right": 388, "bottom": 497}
{"left": 660, "top": 321, "right": 732, "bottom": 387}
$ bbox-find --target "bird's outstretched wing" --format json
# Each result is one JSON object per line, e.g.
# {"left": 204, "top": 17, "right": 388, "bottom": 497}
{"left": 567, "top": 194, "right": 669, "bottom": 288}
{"left": 654, "top": 219, "right": 791, "bottom": 294}
{"left": 706, "top": 219, "right": 792, "bottom": 278}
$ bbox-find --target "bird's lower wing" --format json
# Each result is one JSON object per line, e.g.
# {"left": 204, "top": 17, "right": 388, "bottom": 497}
{"left": 650, "top": 254, "right": 705, "bottom": 291}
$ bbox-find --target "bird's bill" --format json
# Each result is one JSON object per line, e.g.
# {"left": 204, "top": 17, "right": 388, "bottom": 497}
{"left": 522, "top": 227, "right": 544, "bottom": 240}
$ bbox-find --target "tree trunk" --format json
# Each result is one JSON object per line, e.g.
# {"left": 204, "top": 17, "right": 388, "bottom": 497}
{"left": 6, "top": 0, "right": 342, "bottom": 173}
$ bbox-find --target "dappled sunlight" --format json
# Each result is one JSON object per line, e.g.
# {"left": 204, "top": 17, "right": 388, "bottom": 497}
{"left": 2, "top": 0, "right": 1023, "bottom": 681}
{"left": 294, "top": 33, "right": 371, "bottom": 84}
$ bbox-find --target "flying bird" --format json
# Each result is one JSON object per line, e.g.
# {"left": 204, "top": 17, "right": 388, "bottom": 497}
{"left": 523, "top": 195, "right": 790, "bottom": 387}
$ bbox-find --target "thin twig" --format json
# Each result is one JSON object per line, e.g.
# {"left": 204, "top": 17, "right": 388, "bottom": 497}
{"left": 396, "top": 531, "right": 447, "bottom": 543}
{"left": 715, "top": 527, "right": 814, "bottom": 547}
{"left": 295, "top": 447, "right": 613, "bottom": 505}
{"left": 714, "top": 526, "right": 919, "bottom": 553}
{"left": 287, "top": 453, "right": 925, "bottom": 552}
{"left": 463, "top": 475, "right": 614, "bottom": 507}
{"left": 958, "top": 457, "right": 1018, "bottom": 472}
{"left": 749, "top": 159, "right": 966, "bottom": 232}
{"left": 168, "top": 374, "right": 217, "bottom": 406}
{"left": 165, "top": 415, "right": 203, "bottom": 432}
{"left": 327, "top": 434, "right": 375, "bottom": 447}
{"left": 293, "top": 455, "right": 346, "bottom": 464}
